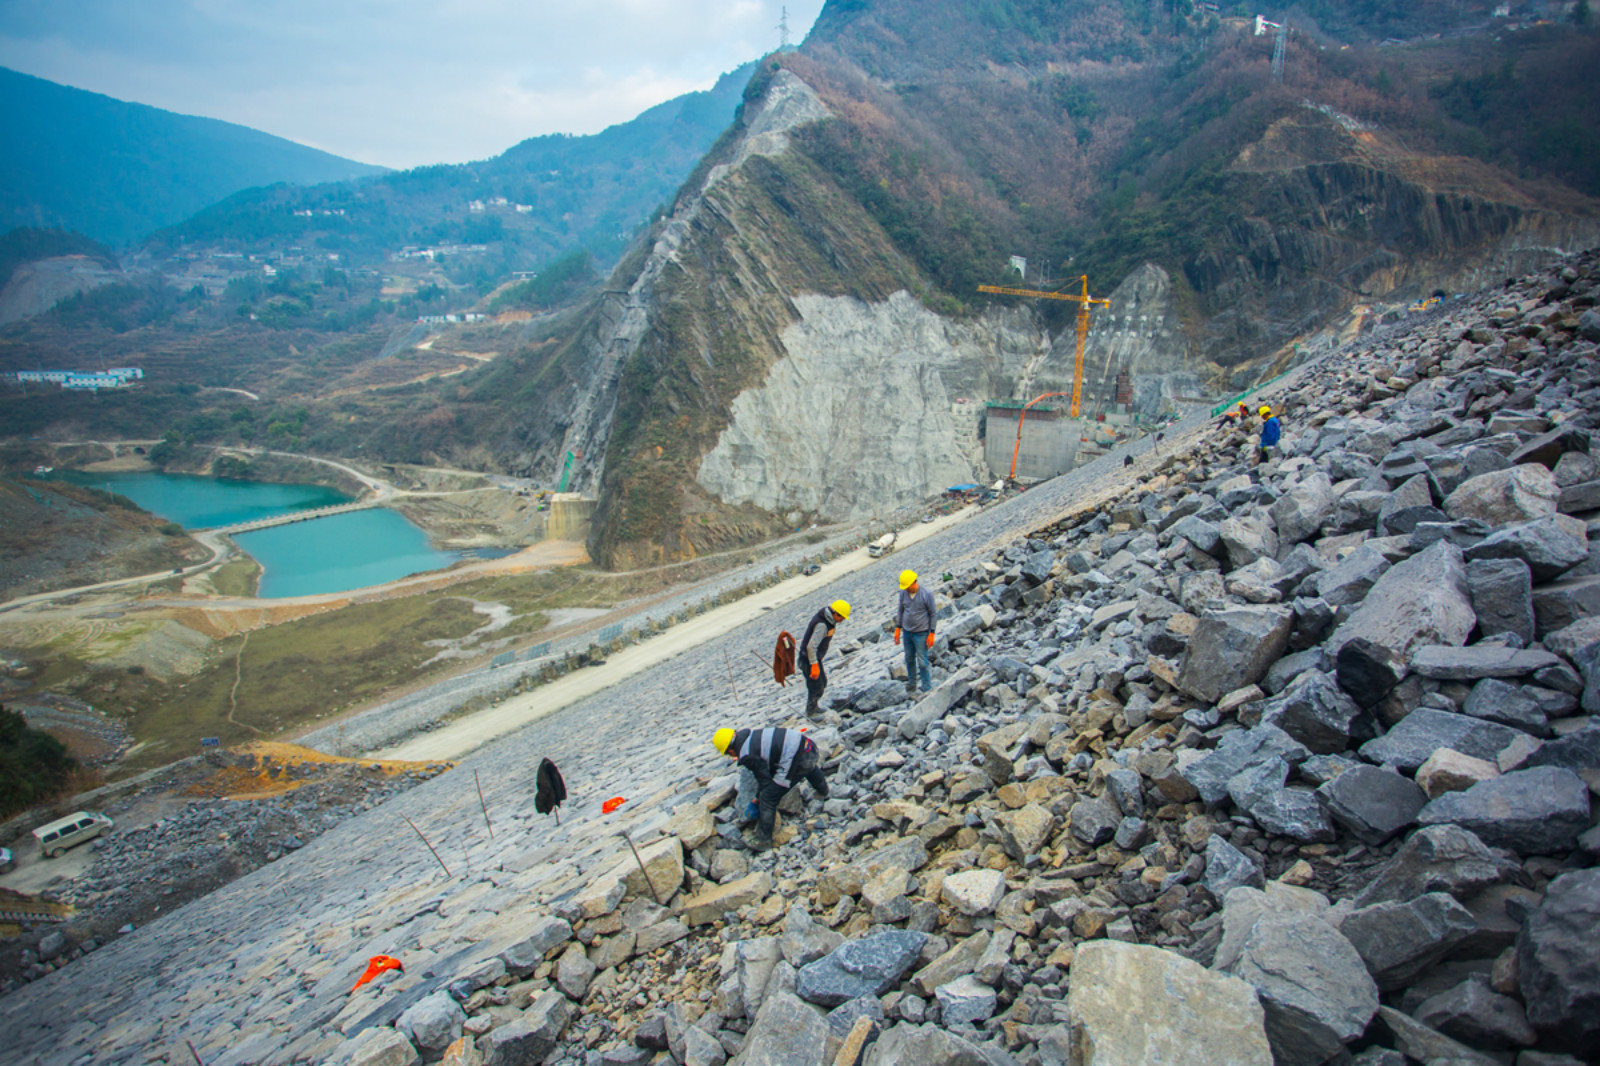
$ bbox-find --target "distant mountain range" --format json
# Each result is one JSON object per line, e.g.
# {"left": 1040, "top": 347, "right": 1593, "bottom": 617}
{"left": 0, "top": 66, "right": 387, "bottom": 247}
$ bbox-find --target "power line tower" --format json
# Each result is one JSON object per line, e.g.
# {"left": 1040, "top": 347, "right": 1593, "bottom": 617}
{"left": 778, "top": 5, "right": 791, "bottom": 50}
{"left": 1271, "top": 20, "right": 1289, "bottom": 82}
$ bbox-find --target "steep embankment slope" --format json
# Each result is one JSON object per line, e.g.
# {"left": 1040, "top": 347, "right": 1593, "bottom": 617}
{"left": 494, "top": 2, "right": 1599, "bottom": 568}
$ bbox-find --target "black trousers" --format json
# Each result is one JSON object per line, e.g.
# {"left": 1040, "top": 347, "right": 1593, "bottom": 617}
{"left": 754, "top": 748, "right": 828, "bottom": 841}
{"left": 804, "top": 662, "right": 827, "bottom": 708}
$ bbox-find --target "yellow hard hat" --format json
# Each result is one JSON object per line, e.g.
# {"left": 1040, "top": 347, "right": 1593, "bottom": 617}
{"left": 830, "top": 599, "right": 851, "bottom": 620}
{"left": 1259, "top": 406, "right": 1272, "bottom": 417}
{"left": 899, "top": 569, "right": 918, "bottom": 590}
{"left": 713, "top": 728, "right": 736, "bottom": 754}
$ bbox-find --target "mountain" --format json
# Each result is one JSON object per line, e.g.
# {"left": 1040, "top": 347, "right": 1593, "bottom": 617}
{"left": 147, "top": 63, "right": 759, "bottom": 279}
{"left": 0, "top": 66, "right": 387, "bottom": 247}
{"left": 456, "top": 0, "right": 1600, "bottom": 567}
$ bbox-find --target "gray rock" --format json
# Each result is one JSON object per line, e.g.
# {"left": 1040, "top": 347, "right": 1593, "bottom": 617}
{"left": 1020, "top": 549, "right": 1055, "bottom": 586}
{"left": 1272, "top": 472, "right": 1336, "bottom": 546}
{"left": 1329, "top": 541, "right": 1476, "bottom": 660}
{"left": 1358, "top": 708, "right": 1526, "bottom": 772}
{"left": 328, "top": 1028, "right": 420, "bottom": 1066}
{"left": 1338, "top": 892, "right": 1479, "bottom": 990}
{"left": 1177, "top": 606, "right": 1293, "bottom": 703}
{"left": 682, "top": 1027, "right": 726, "bottom": 1066}
{"left": 1524, "top": 723, "right": 1600, "bottom": 773}
{"left": 735, "top": 990, "right": 828, "bottom": 1066}
{"left": 1258, "top": 669, "right": 1375, "bottom": 754}
{"left": 781, "top": 905, "right": 843, "bottom": 969}
{"left": 481, "top": 1018, "right": 556, "bottom": 1066}
{"left": 1104, "top": 767, "right": 1145, "bottom": 818}
{"left": 1247, "top": 787, "right": 1336, "bottom": 843}
{"left": 524, "top": 989, "right": 575, "bottom": 1048}
{"left": 1445, "top": 463, "right": 1561, "bottom": 527}
{"left": 1518, "top": 868, "right": 1600, "bottom": 1054}
{"left": 1311, "top": 545, "right": 1392, "bottom": 608}
{"left": 1204, "top": 834, "right": 1264, "bottom": 898}
{"left": 1464, "top": 515, "right": 1590, "bottom": 582}
{"left": 1560, "top": 478, "right": 1600, "bottom": 513}
{"left": 1069, "top": 796, "right": 1121, "bottom": 847}
{"left": 1370, "top": 1006, "right": 1499, "bottom": 1066}
{"left": 1222, "top": 913, "right": 1379, "bottom": 1066}
{"left": 395, "top": 991, "right": 464, "bottom": 1052}
{"left": 1227, "top": 755, "right": 1289, "bottom": 815}
{"left": 1181, "top": 725, "right": 1311, "bottom": 805}
{"left": 1461, "top": 678, "right": 1551, "bottom": 737}
{"left": 795, "top": 930, "right": 928, "bottom": 1007}
{"left": 1219, "top": 513, "right": 1280, "bottom": 569}
{"left": 556, "top": 941, "right": 597, "bottom": 999}
{"left": 897, "top": 677, "right": 971, "bottom": 739}
{"left": 1354, "top": 825, "right": 1523, "bottom": 908}
{"left": 728, "top": 937, "right": 783, "bottom": 1020}
{"left": 1170, "top": 514, "right": 1224, "bottom": 556}
{"left": 1468, "top": 556, "right": 1536, "bottom": 644}
{"left": 934, "top": 975, "right": 997, "bottom": 1026}
{"left": 1334, "top": 638, "right": 1407, "bottom": 709}
{"left": 1417, "top": 766, "right": 1591, "bottom": 854}
{"left": 825, "top": 994, "right": 885, "bottom": 1039}
{"left": 1415, "top": 976, "right": 1536, "bottom": 1049}
{"left": 863, "top": 1023, "right": 999, "bottom": 1066}
{"left": 1065, "top": 941, "right": 1272, "bottom": 1065}
{"left": 1409, "top": 645, "right": 1560, "bottom": 681}
{"left": 1315, "top": 765, "right": 1428, "bottom": 846}
{"left": 499, "top": 917, "right": 574, "bottom": 977}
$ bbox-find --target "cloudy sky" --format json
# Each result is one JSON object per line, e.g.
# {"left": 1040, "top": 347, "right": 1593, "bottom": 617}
{"left": 0, "top": 0, "right": 827, "bottom": 169}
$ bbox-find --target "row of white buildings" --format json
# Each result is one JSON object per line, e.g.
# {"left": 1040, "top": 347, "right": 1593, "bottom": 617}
{"left": 12, "top": 367, "right": 144, "bottom": 392}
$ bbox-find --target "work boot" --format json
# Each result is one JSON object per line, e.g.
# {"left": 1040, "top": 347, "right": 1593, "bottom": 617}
{"left": 748, "top": 830, "right": 773, "bottom": 853}
{"left": 805, "top": 696, "right": 820, "bottom": 717}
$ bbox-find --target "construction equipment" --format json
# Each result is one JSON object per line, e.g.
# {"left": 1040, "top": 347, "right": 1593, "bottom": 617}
{"left": 867, "top": 532, "right": 897, "bottom": 558}
{"left": 977, "top": 276, "right": 1109, "bottom": 417}
{"left": 1002, "top": 390, "right": 1072, "bottom": 481}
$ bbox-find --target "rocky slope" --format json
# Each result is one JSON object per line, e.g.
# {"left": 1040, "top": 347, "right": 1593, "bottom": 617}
{"left": 2, "top": 250, "right": 1597, "bottom": 1066}
{"left": 496, "top": 3, "right": 1600, "bottom": 568}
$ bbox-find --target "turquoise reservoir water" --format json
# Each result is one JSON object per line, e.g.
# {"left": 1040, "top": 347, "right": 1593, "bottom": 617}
{"left": 54, "top": 470, "right": 474, "bottom": 598}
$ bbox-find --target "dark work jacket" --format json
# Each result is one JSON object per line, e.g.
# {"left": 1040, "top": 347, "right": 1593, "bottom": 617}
{"left": 799, "top": 607, "right": 838, "bottom": 666}
{"left": 732, "top": 727, "right": 813, "bottom": 788}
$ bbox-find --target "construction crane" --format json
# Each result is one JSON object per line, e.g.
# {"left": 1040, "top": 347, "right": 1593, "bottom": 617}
{"left": 976, "top": 275, "right": 1110, "bottom": 418}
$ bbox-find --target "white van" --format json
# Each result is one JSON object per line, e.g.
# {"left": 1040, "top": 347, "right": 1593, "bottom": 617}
{"left": 33, "top": 811, "right": 114, "bottom": 858}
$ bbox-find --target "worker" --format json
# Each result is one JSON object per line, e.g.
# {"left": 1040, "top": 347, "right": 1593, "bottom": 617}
{"left": 895, "top": 570, "right": 937, "bottom": 695}
{"left": 713, "top": 726, "right": 830, "bottom": 851}
{"left": 1258, "top": 405, "right": 1281, "bottom": 463}
{"left": 1215, "top": 400, "right": 1248, "bottom": 432}
{"left": 799, "top": 600, "right": 849, "bottom": 717}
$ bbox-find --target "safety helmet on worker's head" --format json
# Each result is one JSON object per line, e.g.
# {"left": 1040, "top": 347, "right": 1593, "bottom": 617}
{"left": 830, "top": 599, "right": 851, "bottom": 620}
{"left": 713, "top": 728, "right": 736, "bottom": 755}
{"left": 1238, "top": 402, "right": 1249, "bottom": 411}
{"left": 899, "top": 569, "right": 918, "bottom": 590}
{"left": 1259, "top": 406, "right": 1272, "bottom": 417}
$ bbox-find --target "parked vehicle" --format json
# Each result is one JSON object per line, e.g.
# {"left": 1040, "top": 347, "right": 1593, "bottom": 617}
{"left": 802, "top": 563, "right": 821, "bottom": 576}
{"left": 867, "top": 532, "right": 897, "bottom": 558}
{"left": 32, "top": 811, "right": 114, "bottom": 858}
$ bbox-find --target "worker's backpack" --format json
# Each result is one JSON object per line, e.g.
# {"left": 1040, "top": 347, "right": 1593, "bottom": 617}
{"left": 534, "top": 757, "right": 567, "bottom": 816}
{"left": 772, "top": 631, "right": 797, "bottom": 686}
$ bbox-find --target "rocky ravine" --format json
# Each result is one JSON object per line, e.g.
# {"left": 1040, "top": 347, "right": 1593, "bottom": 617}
{"left": 3, "top": 254, "right": 1600, "bottom": 1065}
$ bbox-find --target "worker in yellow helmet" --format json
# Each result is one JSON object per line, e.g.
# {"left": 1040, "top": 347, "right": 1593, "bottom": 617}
{"left": 799, "top": 599, "right": 849, "bottom": 717}
{"left": 895, "top": 569, "right": 937, "bottom": 694}
{"left": 713, "top": 725, "right": 829, "bottom": 850}
{"left": 1258, "top": 405, "right": 1281, "bottom": 464}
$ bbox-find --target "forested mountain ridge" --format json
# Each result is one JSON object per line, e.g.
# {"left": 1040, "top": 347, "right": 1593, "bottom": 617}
{"left": 0, "top": 67, "right": 386, "bottom": 248}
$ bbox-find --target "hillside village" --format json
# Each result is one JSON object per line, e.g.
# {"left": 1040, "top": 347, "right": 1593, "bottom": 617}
{"left": 1, "top": 249, "right": 1597, "bottom": 1066}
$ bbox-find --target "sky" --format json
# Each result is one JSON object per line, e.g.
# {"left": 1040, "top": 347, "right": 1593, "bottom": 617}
{"left": 0, "top": 0, "right": 827, "bottom": 170}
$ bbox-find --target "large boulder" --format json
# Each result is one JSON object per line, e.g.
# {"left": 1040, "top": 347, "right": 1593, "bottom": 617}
{"left": 1517, "top": 869, "right": 1600, "bottom": 1054}
{"left": 1357, "top": 708, "right": 1525, "bottom": 772}
{"left": 682, "top": 871, "right": 774, "bottom": 925}
{"left": 1065, "top": 941, "right": 1272, "bottom": 1065}
{"left": 1354, "top": 825, "right": 1522, "bottom": 907}
{"left": 1181, "top": 726, "right": 1310, "bottom": 805}
{"left": 1464, "top": 515, "right": 1590, "bottom": 582}
{"left": 1220, "top": 913, "right": 1379, "bottom": 1066}
{"left": 1177, "top": 606, "right": 1293, "bottom": 703}
{"left": 940, "top": 869, "right": 1007, "bottom": 916}
{"left": 1257, "top": 669, "right": 1374, "bottom": 754}
{"left": 735, "top": 990, "right": 829, "bottom": 1066}
{"left": 863, "top": 1023, "right": 996, "bottom": 1066}
{"left": 1336, "top": 893, "right": 1479, "bottom": 990}
{"left": 1315, "top": 765, "right": 1427, "bottom": 846}
{"left": 499, "top": 917, "right": 575, "bottom": 977}
{"left": 1532, "top": 574, "right": 1600, "bottom": 637}
{"left": 1203, "top": 834, "right": 1265, "bottom": 898}
{"left": 1309, "top": 545, "right": 1392, "bottom": 608}
{"left": 1408, "top": 645, "right": 1561, "bottom": 682}
{"left": 1461, "top": 678, "right": 1552, "bottom": 737}
{"left": 1444, "top": 464, "right": 1561, "bottom": 527}
{"left": 794, "top": 931, "right": 928, "bottom": 1007}
{"left": 396, "top": 992, "right": 464, "bottom": 1053}
{"left": 1414, "top": 976, "right": 1537, "bottom": 1050}
{"left": 1417, "top": 766, "right": 1591, "bottom": 854}
{"left": 817, "top": 837, "right": 927, "bottom": 906}
{"left": 1465, "top": 558, "right": 1535, "bottom": 644}
{"left": 897, "top": 677, "right": 971, "bottom": 739}
{"left": 1219, "top": 514, "right": 1280, "bottom": 569}
{"left": 1271, "top": 471, "right": 1336, "bottom": 546}
{"left": 1328, "top": 541, "right": 1475, "bottom": 660}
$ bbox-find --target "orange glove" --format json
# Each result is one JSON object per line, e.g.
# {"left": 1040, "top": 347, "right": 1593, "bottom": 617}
{"left": 893, "top": 628, "right": 901, "bottom": 644}
{"left": 809, "top": 663, "right": 820, "bottom": 679}
{"left": 925, "top": 632, "right": 935, "bottom": 648}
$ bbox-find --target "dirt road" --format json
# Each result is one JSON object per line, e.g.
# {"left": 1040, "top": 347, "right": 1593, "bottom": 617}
{"left": 373, "top": 505, "right": 976, "bottom": 762}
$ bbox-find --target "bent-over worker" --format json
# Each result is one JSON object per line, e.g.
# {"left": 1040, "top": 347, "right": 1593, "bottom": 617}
{"left": 894, "top": 569, "right": 936, "bottom": 694}
{"left": 713, "top": 726, "right": 830, "bottom": 850}
{"left": 799, "top": 600, "right": 849, "bottom": 717}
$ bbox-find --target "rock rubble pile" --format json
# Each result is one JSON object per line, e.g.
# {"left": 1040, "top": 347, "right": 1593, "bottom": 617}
{"left": 312, "top": 257, "right": 1600, "bottom": 1066}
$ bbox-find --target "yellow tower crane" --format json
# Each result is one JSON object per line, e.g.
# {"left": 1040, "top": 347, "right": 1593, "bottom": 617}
{"left": 976, "top": 276, "right": 1110, "bottom": 418}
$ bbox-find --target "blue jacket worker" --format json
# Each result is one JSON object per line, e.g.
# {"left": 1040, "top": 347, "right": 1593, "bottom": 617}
{"left": 1258, "top": 405, "right": 1281, "bottom": 463}
{"left": 713, "top": 726, "right": 829, "bottom": 850}
{"left": 894, "top": 569, "right": 937, "bottom": 694}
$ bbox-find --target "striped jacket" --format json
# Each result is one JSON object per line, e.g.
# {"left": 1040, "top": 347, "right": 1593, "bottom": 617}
{"left": 731, "top": 726, "right": 814, "bottom": 788}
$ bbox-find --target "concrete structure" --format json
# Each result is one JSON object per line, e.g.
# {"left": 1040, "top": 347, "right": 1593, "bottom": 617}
{"left": 547, "top": 494, "right": 597, "bottom": 542}
{"left": 983, "top": 401, "right": 1081, "bottom": 482}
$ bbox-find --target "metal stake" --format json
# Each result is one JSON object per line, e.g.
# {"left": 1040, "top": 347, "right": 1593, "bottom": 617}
{"left": 187, "top": 1039, "right": 206, "bottom": 1066}
{"left": 474, "top": 769, "right": 494, "bottom": 839}
{"left": 401, "top": 815, "right": 452, "bottom": 877}
{"left": 622, "top": 830, "right": 665, "bottom": 905}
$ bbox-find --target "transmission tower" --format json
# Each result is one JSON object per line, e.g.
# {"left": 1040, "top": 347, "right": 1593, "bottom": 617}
{"left": 1271, "top": 20, "right": 1289, "bottom": 82}
{"left": 778, "top": 5, "right": 790, "bottom": 49}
